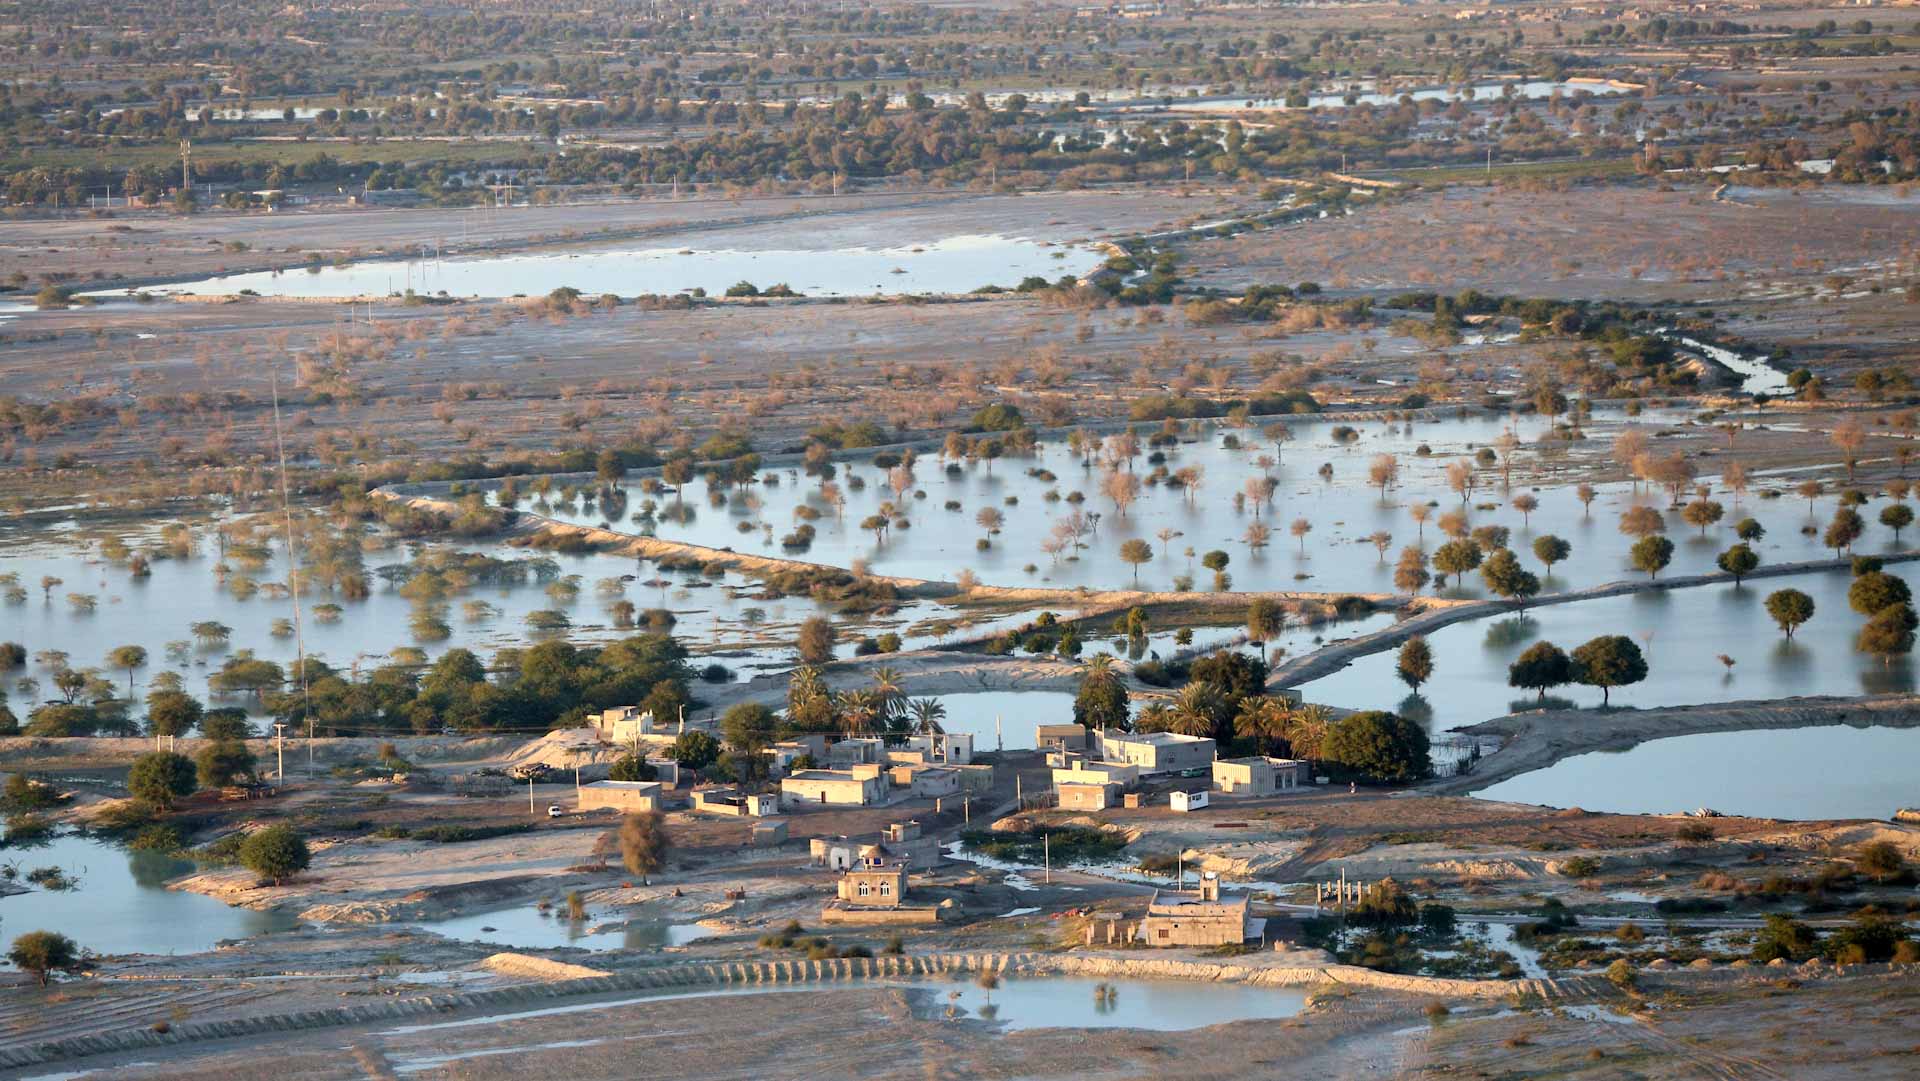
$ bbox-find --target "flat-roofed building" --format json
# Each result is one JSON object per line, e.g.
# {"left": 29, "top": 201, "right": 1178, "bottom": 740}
{"left": 1097, "top": 730, "right": 1217, "bottom": 775}
{"left": 1138, "top": 873, "right": 1262, "bottom": 947}
{"left": 1212, "top": 756, "right": 1308, "bottom": 796}
{"left": 576, "top": 779, "right": 664, "bottom": 813}
{"left": 781, "top": 769, "right": 888, "bottom": 808}
{"left": 1059, "top": 781, "right": 1123, "bottom": 811}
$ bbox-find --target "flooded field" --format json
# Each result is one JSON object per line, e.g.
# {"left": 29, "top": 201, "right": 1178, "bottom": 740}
{"left": 0, "top": 833, "right": 298, "bottom": 957}
{"left": 1297, "top": 566, "right": 1916, "bottom": 726}
{"left": 113, "top": 234, "right": 1102, "bottom": 300}
{"left": 527, "top": 408, "right": 1901, "bottom": 597}
{"left": 411, "top": 904, "right": 711, "bottom": 952}
{"left": 1474, "top": 724, "right": 1920, "bottom": 821}
{"left": 911, "top": 974, "right": 1307, "bottom": 1030}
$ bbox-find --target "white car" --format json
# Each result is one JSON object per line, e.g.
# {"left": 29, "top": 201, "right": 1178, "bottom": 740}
{"left": 547, "top": 805, "right": 565, "bottom": 818}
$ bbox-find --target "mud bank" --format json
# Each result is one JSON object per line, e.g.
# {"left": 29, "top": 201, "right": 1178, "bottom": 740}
{"left": 1425, "top": 693, "right": 1920, "bottom": 798}
{"left": 0, "top": 949, "right": 1599, "bottom": 1072}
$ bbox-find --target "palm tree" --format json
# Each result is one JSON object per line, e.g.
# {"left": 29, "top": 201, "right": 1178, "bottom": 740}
{"left": 1135, "top": 702, "right": 1174, "bottom": 732}
{"left": 907, "top": 697, "right": 947, "bottom": 734}
{"left": 1234, "top": 696, "right": 1293, "bottom": 755}
{"left": 1285, "top": 703, "right": 1334, "bottom": 761}
{"left": 1169, "top": 682, "right": 1225, "bottom": 738}
{"left": 869, "top": 666, "right": 905, "bottom": 727}
{"left": 836, "top": 689, "right": 880, "bottom": 737}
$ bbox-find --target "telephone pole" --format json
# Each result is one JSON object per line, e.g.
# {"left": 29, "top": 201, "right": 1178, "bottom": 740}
{"left": 180, "top": 139, "right": 193, "bottom": 192}
{"left": 273, "top": 723, "right": 287, "bottom": 781}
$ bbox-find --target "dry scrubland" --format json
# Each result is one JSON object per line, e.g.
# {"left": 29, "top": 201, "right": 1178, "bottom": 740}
{"left": 1183, "top": 183, "right": 1920, "bottom": 303}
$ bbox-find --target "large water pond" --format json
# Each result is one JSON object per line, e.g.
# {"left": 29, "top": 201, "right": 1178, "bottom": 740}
{"left": 526, "top": 408, "right": 1908, "bottom": 598}
{"left": 0, "top": 833, "right": 298, "bottom": 959}
{"left": 411, "top": 903, "right": 710, "bottom": 952}
{"left": 113, "top": 234, "right": 1101, "bottom": 300}
{"left": 1296, "top": 567, "right": 1915, "bottom": 727}
{"left": 1474, "top": 725, "right": 1920, "bottom": 821}
{"left": 1156, "top": 77, "right": 1634, "bottom": 114}
{"left": 915, "top": 974, "right": 1307, "bottom": 1030}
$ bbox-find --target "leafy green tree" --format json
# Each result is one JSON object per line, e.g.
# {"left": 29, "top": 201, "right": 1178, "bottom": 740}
{"left": 1570, "top": 636, "right": 1648, "bottom": 705}
{"left": 195, "top": 740, "right": 257, "bottom": 788}
{"left": 1118, "top": 538, "right": 1153, "bottom": 586}
{"left": 1680, "top": 499, "right": 1724, "bottom": 535}
{"left": 720, "top": 703, "right": 778, "bottom": 752}
{"left": 1751, "top": 914, "right": 1820, "bottom": 963}
{"left": 1857, "top": 604, "right": 1917, "bottom": 666}
{"left": 1201, "top": 549, "right": 1230, "bottom": 590}
{"left": 608, "top": 754, "right": 657, "bottom": 782}
{"left": 1856, "top": 840, "right": 1906, "bottom": 883}
{"left": 1322, "top": 711, "right": 1430, "bottom": 783}
{"left": 239, "top": 825, "right": 310, "bottom": 885}
{"left": 1848, "top": 572, "right": 1912, "bottom": 615}
{"left": 1073, "top": 654, "right": 1130, "bottom": 730}
{"left": 1245, "top": 598, "right": 1284, "bottom": 663}
{"left": 1480, "top": 548, "right": 1540, "bottom": 601}
{"left": 1881, "top": 503, "right": 1914, "bottom": 542}
{"left": 144, "top": 689, "right": 203, "bottom": 738}
{"left": 1531, "top": 535, "right": 1570, "bottom": 575}
{"left": 619, "top": 809, "right": 671, "bottom": 884}
{"left": 669, "top": 730, "right": 721, "bottom": 771}
{"left": 1629, "top": 535, "right": 1674, "bottom": 579}
{"left": 1508, "top": 641, "right": 1572, "bottom": 701}
{"left": 969, "top": 403, "right": 1025, "bottom": 432}
{"left": 107, "top": 645, "right": 147, "bottom": 700}
{"left": 1734, "top": 518, "right": 1765, "bottom": 542}
{"left": 1187, "top": 651, "right": 1269, "bottom": 705}
{"left": 1765, "top": 588, "right": 1816, "bottom": 639}
{"left": 1824, "top": 507, "right": 1864, "bottom": 556}
{"left": 1395, "top": 636, "right": 1434, "bottom": 691}
{"left": 200, "top": 708, "right": 253, "bottom": 740}
{"left": 1430, "top": 539, "right": 1482, "bottom": 589}
{"left": 1716, "top": 543, "right": 1760, "bottom": 585}
{"left": 8, "top": 931, "right": 82, "bottom": 986}
{"left": 127, "top": 751, "right": 197, "bottom": 809}
{"left": 796, "top": 616, "right": 835, "bottom": 665}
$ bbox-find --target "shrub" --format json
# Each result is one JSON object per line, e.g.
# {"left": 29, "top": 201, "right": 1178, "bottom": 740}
{"left": 239, "top": 825, "right": 310, "bottom": 885}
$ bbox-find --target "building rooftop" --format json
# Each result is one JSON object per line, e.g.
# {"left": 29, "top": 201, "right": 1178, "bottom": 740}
{"left": 1106, "top": 730, "right": 1211, "bottom": 747}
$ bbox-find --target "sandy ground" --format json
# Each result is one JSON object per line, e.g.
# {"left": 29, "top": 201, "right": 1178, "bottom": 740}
{"left": 2, "top": 976, "right": 1427, "bottom": 1081}
{"left": 1408, "top": 968, "right": 1920, "bottom": 1080}
{"left": 1181, "top": 182, "right": 1920, "bottom": 303}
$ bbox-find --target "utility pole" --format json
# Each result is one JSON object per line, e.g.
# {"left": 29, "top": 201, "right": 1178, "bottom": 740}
{"left": 1486, "top": 145, "right": 1492, "bottom": 177}
{"left": 529, "top": 774, "right": 537, "bottom": 816}
{"left": 1043, "top": 832, "right": 1050, "bottom": 884}
{"left": 273, "top": 723, "right": 287, "bottom": 781}
{"left": 180, "top": 139, "right": 193, "bottom": 192}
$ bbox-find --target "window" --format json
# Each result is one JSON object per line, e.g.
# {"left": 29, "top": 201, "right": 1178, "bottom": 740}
{"left": 857, "top": 882, "right": 870, "bottom": 897}
{"left": 879, "top": 881, "right": 891, "bottom": 896}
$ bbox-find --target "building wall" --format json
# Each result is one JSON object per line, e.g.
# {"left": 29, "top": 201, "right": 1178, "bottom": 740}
{"left": 837, "top": 868, "right": 906, "bottom": 906}
{"left": 781, "top": 774, "right": 885, "bottom": 806}
{"left": 1058, "top": 783, "right": 1117, "bottom": 811}
{"left": 577, "top": 786, "right": 660, "bottom": 813}
{"left": 1140, "top": 914, "right": 1244, "bottom": 947}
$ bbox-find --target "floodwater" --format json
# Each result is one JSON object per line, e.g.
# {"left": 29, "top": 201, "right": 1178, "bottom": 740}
{"left": 112, "top": 234, "right": 1101, "bottom": 300}
{"left": 1474, "top": 725, "right": 1920, "bottom": 821}
{"left": 0, "top": 833, "right": 298, "bottom": 958}
{"left": 0, "top": 529, "right": 889, "bottom": 708}
{"left": 411, "top": 903, "right": 711, "bottom": 951}
{"left": 1295, "top": 566, "right": 1915, "bottom": 726}
{"left": 530, "top": 407, "right": 1909, "bottom": 598}
{"left": 1155, "top": 78, "right": 1632, "bottom": 114}
{"left": 915, "top": 974, "right": 1307, "bottom": 1030}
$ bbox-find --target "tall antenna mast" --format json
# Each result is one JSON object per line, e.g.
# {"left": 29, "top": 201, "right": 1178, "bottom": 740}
{"left": 180, "top": 139, "right": 192, "bottom": 192}
{"left": 268, "top": 360, "right": 313, "bottom": 776}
